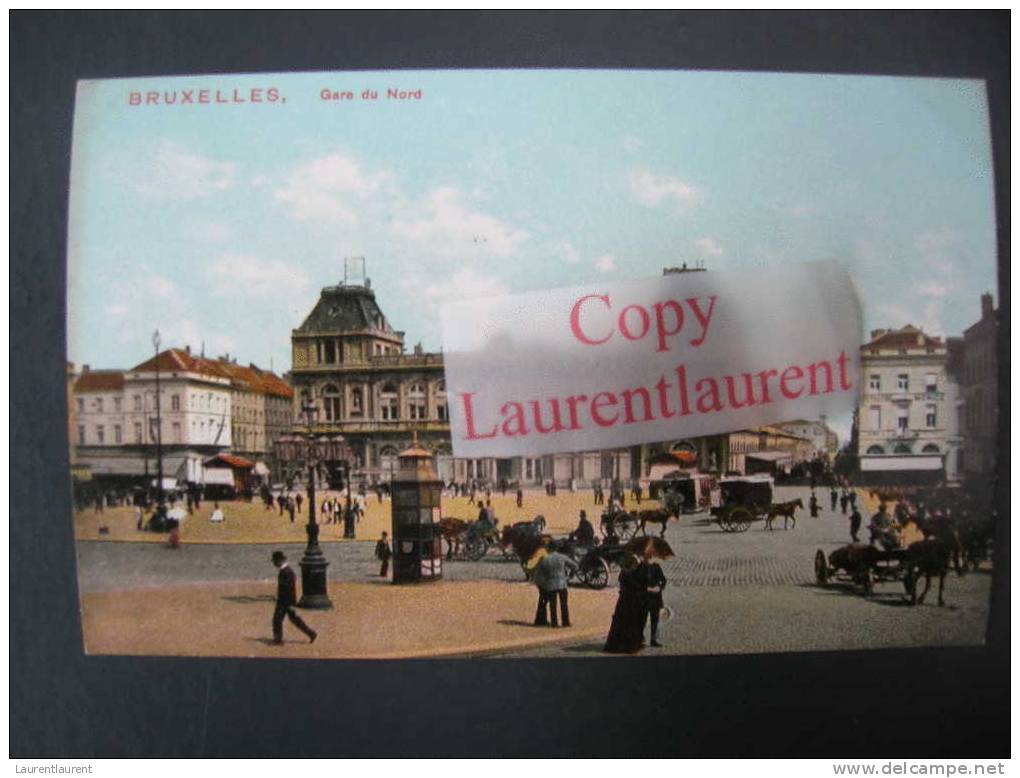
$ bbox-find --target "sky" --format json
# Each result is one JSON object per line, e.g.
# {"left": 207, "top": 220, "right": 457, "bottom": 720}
{"left": 67, "top": 70, "right": 998, "bottom": 443}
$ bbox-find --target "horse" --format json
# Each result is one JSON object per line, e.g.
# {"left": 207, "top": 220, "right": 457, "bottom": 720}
{"left": 438, "top": 517, "right": 470, "bottom": 559}
{"left": 764, "top": 499, "right": 803, "bottom": 531}
{"left": 637, "top": 508, "right": 676, "bottom": 538}
{"left": 905, "top": 535, "right": 959, "bottom": 606}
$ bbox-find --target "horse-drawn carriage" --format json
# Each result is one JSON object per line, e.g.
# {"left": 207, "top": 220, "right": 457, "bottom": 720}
{"left": 570, "top": 542, "right": 634, "bottom": 589}
{"left": 815, "top": 519, "right": 956, "bottom": 605}
{"left": 709, "top": 475, "right": 775, "bottom": 532}
{"left": 438, "top": 516, "right": 511, "bottom": 561}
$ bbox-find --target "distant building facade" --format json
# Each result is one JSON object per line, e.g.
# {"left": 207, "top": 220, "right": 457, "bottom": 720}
{"left": 773, "top": 419, "right": 839, "bottom": 459}
{"left": 960, "top": 293, "right": 999, "bottom": 486}
{"left": 73, "top": 347, "right": 292, "bottom": 488}
{"left": 855, "top": 324, "right": 961, "bottom": 483}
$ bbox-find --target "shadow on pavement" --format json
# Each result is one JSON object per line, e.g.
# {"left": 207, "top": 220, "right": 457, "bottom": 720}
{"left": 796, "top": 582, "right": 914, "bottom": 608}
{"left": 222, "top": 594, "right": 275, "bottom": 604}
{"left": 496, "top": 619, "right": 542, "bottom": 628}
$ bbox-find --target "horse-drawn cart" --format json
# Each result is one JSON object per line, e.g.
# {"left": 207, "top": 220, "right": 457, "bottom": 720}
{"left": 814, "top": 544, "right": 914, "bottom": 597}
{"left": 599, "top": 508, "right": 640, "bottom": 540}
{"left": 709, "top": 475, "right": 775, "bottom": 532}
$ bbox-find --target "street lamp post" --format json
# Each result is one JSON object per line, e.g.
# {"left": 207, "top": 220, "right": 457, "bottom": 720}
{"left": 152, "top": 330, "right": 166, "bottom": 527}
{"left": 276, "top": 398, "right": 353, "bottom": 609}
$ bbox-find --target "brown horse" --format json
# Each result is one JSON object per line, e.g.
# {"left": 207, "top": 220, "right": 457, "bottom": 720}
{"left": 637, "top": 508, "right": 677, "bottom": 538}
{"left": 905, "top": 535, "right": 959, "bottom": 606}
{"left": 438, "top": 517, "right": 469, "bottom": 559}
{"left": 764, "top": 499, "right": 803, "bottom": 531}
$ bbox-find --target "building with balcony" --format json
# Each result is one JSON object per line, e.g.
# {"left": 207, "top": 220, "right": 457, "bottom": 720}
{"left": 289, "top": 279, "right": 635, "bottom": 486}
{"left": 855, "top": 324, "right": 961, "bottom": 484}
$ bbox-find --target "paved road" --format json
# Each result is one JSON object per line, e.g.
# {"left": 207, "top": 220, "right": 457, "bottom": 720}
{"left": 75, "top": 485, "right": 993, "bottom": 656}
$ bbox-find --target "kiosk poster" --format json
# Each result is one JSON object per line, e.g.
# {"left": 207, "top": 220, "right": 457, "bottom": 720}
{"left": 67, "top": 70, "right": 999, "bottom": 660}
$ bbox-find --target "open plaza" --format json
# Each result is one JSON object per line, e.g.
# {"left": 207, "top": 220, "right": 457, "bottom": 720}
{"left": 74, "top": 483, "right": 994, "bottom": 659}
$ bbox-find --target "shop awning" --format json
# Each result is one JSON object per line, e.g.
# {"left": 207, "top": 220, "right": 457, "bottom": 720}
{"left": 745, "top": 451, "right": 793, "bottom": 463}
{"left": 860, "top": 455, "right": 943, "bottom": 472}
{"left": 204, "top": 453, "right": 255, "bottom": 469}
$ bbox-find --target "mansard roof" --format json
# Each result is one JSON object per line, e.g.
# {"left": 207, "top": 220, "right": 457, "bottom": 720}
{"left": 74, "top": 370, "right": 125, "bottom": 393}
{"left": 863, "top": 324, "right": 944, "bottom": 351}
{"left": 295, "top": 284, "right": 401, "bottom": 340}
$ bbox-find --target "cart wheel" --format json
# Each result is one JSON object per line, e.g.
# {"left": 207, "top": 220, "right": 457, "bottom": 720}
{"left": 465, "top": 536, "right": 487, "bottom": 561}
{"left": 814, "top": 549, "right": 829, "bottom": 585}
{"left": 729, "top": 506, "right": 754, "bottom": 532}
{"left": 581, "top": 558, "right": 611, "bottom": 589}
{"left": 619, "top": 521, "right": 638, "bottom": 541}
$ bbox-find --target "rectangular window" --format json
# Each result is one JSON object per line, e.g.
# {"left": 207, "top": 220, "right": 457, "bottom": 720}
{"left": 114, "top": 397, "right": 122, "bottom": 412}
{"left": 869, "top": 374, "right": 881, "bottom": 391}
{"left": 926, "top": 405, "right": 937, "bottom": 428}
{"left": 925, "top": 373, "right": 937, "bottom": 395}
{"left": 76, "top": 398, "right": 84, "bottom": 413}
{"left": 868, "top": 407, "right": 881, "bottom": 431}
{"left": 96, "top": 397, "right": 104, "bottom": 412}
{"left": 323, "top": 340, "right": 336, "bottom": 364}
{"left": 114, "top": 425, "right": 122, "bottom": 444}
{"left": 171, "top": 394, "right": 180, "bottom": 411}
{"left": 172, "top": 422, "right": 182, "bottom": 443}
{"left": 897, "top": 415, "right": 908, "bottom": 431}
{"left": 96, "top": 425, "right": 105, "bottom": 444}
{"left": 78, "top": 426, "right": 85, "bottom": 445}
{"left": 897, "top": 374, "right": 909, "bottom": 391}
{"left": 133, "top": 395, "right": 142, "bottom": 411}
{"left": 134, "top": 422, "right": 142, "bottom": 443}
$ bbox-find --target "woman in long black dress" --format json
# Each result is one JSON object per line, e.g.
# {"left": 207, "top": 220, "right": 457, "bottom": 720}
{"left": 604, "top": 554, "right": 649, "bottom": 654}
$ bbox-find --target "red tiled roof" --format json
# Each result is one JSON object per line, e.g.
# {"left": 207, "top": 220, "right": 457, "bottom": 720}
{"left": 863, "top": 325, "right": 943, "bottom": 351}
{"left": 74, "top": 370, "right": 125, "bottom": 392}
{"left": 129, "top": 349, "right": 293, "bottom": 397}
{"left": 204, "top": 453, "right": 255, "bottom": 469}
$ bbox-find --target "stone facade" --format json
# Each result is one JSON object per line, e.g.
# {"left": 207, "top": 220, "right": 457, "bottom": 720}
{"left": 855, "top": 324, "right": 961, "bottom": 483}
{"left": 960, "top": 293, "right": 999, "bottom": 486}
{"left": 289, "top": 281, "right": 634, "bottom": 486}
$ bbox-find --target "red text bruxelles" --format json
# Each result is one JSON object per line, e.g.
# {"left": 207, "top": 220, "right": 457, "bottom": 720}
{"left": 457, "top": 290, "right": 854, "bottom": 442}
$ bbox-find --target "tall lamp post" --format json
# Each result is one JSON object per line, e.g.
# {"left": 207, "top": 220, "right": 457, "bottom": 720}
{"left": 152, "top": 330, "right": 167, "bottom": 526}
{"left": 275, "top": 398, "right": 352, "bottom": 609}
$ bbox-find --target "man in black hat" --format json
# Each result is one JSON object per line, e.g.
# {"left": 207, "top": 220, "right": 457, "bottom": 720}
{"left": 270, "top": 551, "right": 317, "bottom": 645}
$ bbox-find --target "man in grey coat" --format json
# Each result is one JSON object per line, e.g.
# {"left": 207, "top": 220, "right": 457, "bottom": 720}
{"left": 533, "top": 550, "right": 578, "bottom": 628}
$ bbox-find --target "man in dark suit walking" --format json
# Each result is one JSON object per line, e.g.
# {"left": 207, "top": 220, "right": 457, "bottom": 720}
{"left": 271, "top": 551, "right": 317, "bottom": 645}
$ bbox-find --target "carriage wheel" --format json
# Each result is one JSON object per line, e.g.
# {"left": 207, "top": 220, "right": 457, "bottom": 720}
{"left": 814, "top": 549, "right": 829, "bottom": 585}
{"left": 581, "top": 558, "right": 610, "bottom": 589}
{"left": 618, "top": 520, "right": 638, "bottom": 541}
{"left": 729, "top": 507, "right": 754, "bottom": 533}
{"left": 464, "top": 536, "right": 487, "bottom": 561}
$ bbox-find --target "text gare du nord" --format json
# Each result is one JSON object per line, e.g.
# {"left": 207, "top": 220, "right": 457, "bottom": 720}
{"left": 321, "top": 88, "right": 423, "bottom": 101}
{"left": 459, "top": 291, "right": 855, "bottom": 441}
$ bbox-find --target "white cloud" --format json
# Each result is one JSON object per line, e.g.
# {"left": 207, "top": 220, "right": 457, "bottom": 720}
{"left": 693, "top": 237, "right": 724, "bottom": 257}
{"left": 421, "top": 268, "right": 509, "bottom": 308}
{"left": 142, "top": 275, "right": 176, "bottom": 300}
{"left": 188, "top": 218, "right": 233, "bottom": 244}
{"left": 205, "top": 253, "right": 310, "bottom": 299}
{"left": 132, "top": 139, "right": 236, "bottom": 200}
{"left": 390, "top": 187, "right": 528, "bottom": 258}
{"left": 595, "top": 254, "right": 616, "bottom": 273}
{"left": 105, "top": 303, "right": 129, "bottom": 317}
{"left": 558, "top": 240, "right": 582, "bottom": 264}
{"left": 627, "top": 168, "right": 699, "bottom": 208}
{"left": 621, "top": 135, "right": 644, "bottom": 154}
{"left": 274, "top": 152, "right": 391, "bottom": 224}
{"left": 916, "top": 280, "right": 950, "bottom": 298}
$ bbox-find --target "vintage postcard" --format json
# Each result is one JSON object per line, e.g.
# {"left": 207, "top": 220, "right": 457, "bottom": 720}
{"left": 67, "top": 70, "right": 999, "bottom": 660}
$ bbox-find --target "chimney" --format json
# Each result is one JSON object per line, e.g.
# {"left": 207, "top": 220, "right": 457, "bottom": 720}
{"left": 185, "top": 345, "right": 191, "bottom": 355}
{"left": 981, "top": 292, "right": 994, "bottom": 318}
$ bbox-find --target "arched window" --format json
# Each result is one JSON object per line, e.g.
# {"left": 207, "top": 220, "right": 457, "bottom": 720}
{"left": 408, "top": 382, "right": 427, "bottom": 420}
{"left": 893, "top": 443, "right": 912, "bottom": 454}
{"left": 435, "top": 380, "right": 447, "bottom": 421}
{"left": 380, "top": 383, "right": 399, "bottom": 421}
{"left": 866, "top": 445, "right": 885, "bottom": 455}
{"left": 921, "top": 443, "right": 940, "bottom": 453}
{"left": 350, "top": 387, "right": 363, "bottom": 417}
{"left": 379, "top": 445, "right": 400, "bottom": 476}
{"left": 322, "top": 384, "right": 342, "bottom": 423}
